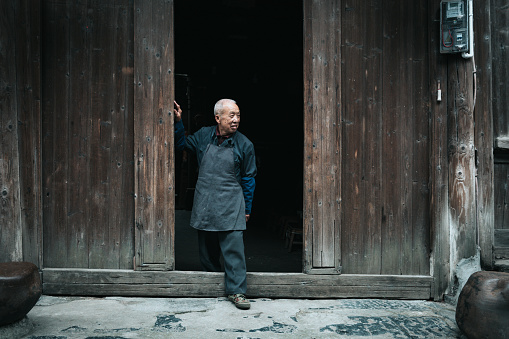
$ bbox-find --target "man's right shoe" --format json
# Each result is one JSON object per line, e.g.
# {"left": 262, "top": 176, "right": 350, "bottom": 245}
{"left": 227, "top": 293, "right": 251, "bottom": 310}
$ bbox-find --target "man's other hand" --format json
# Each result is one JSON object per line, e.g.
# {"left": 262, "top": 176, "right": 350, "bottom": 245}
{"left": 174, "top": 101, "right": 182, "bottom": 122}
{"left": 246, "top": 215, "right": 250, "bottom": 222}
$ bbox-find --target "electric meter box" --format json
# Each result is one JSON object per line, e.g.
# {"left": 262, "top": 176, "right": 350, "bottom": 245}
{"left": 440, "top": 0, "right": 469, "bottom": 54}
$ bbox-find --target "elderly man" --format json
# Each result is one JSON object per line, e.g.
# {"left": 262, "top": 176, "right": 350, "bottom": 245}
{"left": 174, "top": 99, "right": 256, "bottom": 310}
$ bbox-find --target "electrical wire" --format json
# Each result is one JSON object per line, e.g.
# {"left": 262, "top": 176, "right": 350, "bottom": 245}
{"left": 442, "top": 24, "right": 454, "bottom": 48}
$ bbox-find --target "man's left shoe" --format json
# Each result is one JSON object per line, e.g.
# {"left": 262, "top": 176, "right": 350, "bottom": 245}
{"left": 228, "top": 294, "right": 251, "bottom": 310}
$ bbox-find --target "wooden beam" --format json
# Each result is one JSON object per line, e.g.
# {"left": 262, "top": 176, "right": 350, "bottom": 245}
{"left": 42, "top": 268, "right": 433, "bottom": 300}
{"left": 447, "top": 36, "right": 477, "bottom": 285}
{"left": 429, "top": 0, "right": 451, "bottom": 301}
{"left": 474, "top": 0, "right": 495, "bottom": 269}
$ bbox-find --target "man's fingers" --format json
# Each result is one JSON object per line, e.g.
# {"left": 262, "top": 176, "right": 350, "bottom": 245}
{"left": 173, "top": 101, "right": 182, "bottom": 121}
{"left": 174, "top": 101, "right": 182, "bottom": 113}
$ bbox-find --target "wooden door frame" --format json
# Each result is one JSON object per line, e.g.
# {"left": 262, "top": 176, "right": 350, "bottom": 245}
{"left": 10, "top": 0, "right": 491, "bottom": 300}
{"left": 41, "top": 0, "right": 434, "bottom": 300}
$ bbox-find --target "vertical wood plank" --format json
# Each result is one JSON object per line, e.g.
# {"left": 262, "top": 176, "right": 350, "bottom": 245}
{"left": 67, "top": 0, "right": 90, "bottom": 268}
{"left": 340, "top": 0, "right": 383, "bottom": 274}
{"left": 303, "top": 0, "right": 314, "bottom": 272}
{"left": 381, "top": 0, "right": 403, "bottom": 274}
{"left": 408, "top": 0, "right": 431, "bottom": 276}
{"left": 88, "top": 0, "right": 128, "bottom": 269}
{"left": 303, "top": 0, "right": 341, "bottom": 272}
{"left": 381, "top": 0, "right": 402, "bottom": 274}
{"left": 134, "top": 0, "right": 174, "bottom": 270}
{"left": 42, "top": 0, "right": 134, "bottom": 269}
{"left": 429, "top": 0, "right": 450, "bottom": 300}
{"left": 491, "top": 0, "right": 509, "bottom": 234}
{"left": 491, "top": 0, "right": 509, "bottom": 138}
{"left": 474, "top": 0, "right": 494, "bottom": 269}
{"left": 42, "top": 0, "right": 71, "bottom": 268}
{"left": 15, "top": 0, "right": 43, "bottom": 266}
{"left": 0, "top": 0, "right": 23, "bottom": 262}
{"left": 447, "top": 55, "right": 477, "bottom": 276}
{"left": 118, "top": 0, "right": 135, "bottom": 270}
{"left": 381, "top": 0, "right": 431, "bottom": 275}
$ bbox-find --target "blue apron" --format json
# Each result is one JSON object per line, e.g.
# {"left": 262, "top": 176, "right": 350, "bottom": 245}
{"left": 190, "top": 143, "right": 246, "bottom": 231}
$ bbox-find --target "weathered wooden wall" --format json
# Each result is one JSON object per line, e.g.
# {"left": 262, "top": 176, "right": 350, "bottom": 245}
{"left": 1, "top": 0, "right": 500, "bottom": 300}
{"left": 304, "top": 0, "right": 431, "bottom": 276}
{"left": 42, "top": 0, "right": 135, "bottom": 269}
{"left": 0, "top": 0, "right": 42, "bottom": 265}
{"left": 492, "top": 0, "right": 509, "bottom": 231}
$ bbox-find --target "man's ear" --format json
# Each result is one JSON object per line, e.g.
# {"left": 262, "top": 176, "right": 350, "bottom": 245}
{"left": 214, "top": 114, "right": 220, "bottom": 124}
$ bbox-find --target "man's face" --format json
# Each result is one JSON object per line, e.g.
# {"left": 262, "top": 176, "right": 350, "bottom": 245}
{"left": 215, "top": 102, "right": 240, "bottom": 136}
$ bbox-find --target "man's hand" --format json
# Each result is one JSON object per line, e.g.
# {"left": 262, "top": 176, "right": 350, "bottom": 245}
{"left": 246, "top": 214, "right": 250, "bottom": 222}
{"left": 174, "top": 101, "right": 182, "bottom": 122}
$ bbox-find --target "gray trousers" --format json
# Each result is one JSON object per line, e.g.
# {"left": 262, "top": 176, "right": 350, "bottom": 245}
{"left": 197, "top": 230, "right": 247, "bottom": 295}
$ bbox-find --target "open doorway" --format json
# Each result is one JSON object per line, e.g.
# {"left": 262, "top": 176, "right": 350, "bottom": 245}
{"left": 174, "top": 0, "right": 303, "bottom": 272}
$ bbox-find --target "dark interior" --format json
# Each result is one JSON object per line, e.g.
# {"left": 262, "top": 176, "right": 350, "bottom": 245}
{"left": 174, "top": 0, "right": 304, "bottom": 272}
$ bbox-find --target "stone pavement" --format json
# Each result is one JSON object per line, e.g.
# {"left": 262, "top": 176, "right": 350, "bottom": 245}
{"left": 1, "top": 296, "right": 464, "bottom": 338}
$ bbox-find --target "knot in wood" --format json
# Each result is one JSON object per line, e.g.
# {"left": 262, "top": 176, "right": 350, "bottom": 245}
{"left": 456, "top": 169, "right": 465, "bottom": 180}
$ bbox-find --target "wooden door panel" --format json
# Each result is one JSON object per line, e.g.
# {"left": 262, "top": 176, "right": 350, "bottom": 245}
{"left": 303, "top": 0, "right": 342, "bottom": 273}
{"left": 303, "top": 0, "right": 431, "bottom": 275}
{"left": 133, "top": 0, "right": 175, "bottom": 270}
{"left": 42, "top": 0, "right": 135, "bottom": 269}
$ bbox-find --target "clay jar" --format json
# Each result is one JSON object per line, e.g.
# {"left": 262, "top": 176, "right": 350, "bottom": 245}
{"left": 456, "top": 270, "right": 509, "bottom": 339}
{"left": 0, "top": 262, "right": 42, "bottom": 326}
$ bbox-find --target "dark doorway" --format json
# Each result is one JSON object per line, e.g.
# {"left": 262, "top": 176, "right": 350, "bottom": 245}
{"left": 174, "top": 0, "right": 304, "bottom": 272}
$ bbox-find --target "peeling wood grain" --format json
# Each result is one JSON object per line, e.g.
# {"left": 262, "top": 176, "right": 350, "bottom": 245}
{"left": 303, "top": 0, "right": 341, "bottom": 272}
{"left": 134, "top": 0, "right": 175, "bottom": 270}
{"left": 447, "top": 56, "right": 477, "bottom": 271}
{"left": 475, "top": 0, "right": 494, "bottom": 269}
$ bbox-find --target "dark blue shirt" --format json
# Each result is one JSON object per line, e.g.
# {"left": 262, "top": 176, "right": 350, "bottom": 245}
{"left": 175, "top": 120, "right": 256, "bottom": 215}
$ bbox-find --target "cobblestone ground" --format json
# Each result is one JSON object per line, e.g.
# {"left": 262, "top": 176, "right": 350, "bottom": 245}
{"left": 1, "top": 296, "right": 463, "bottom": 338}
